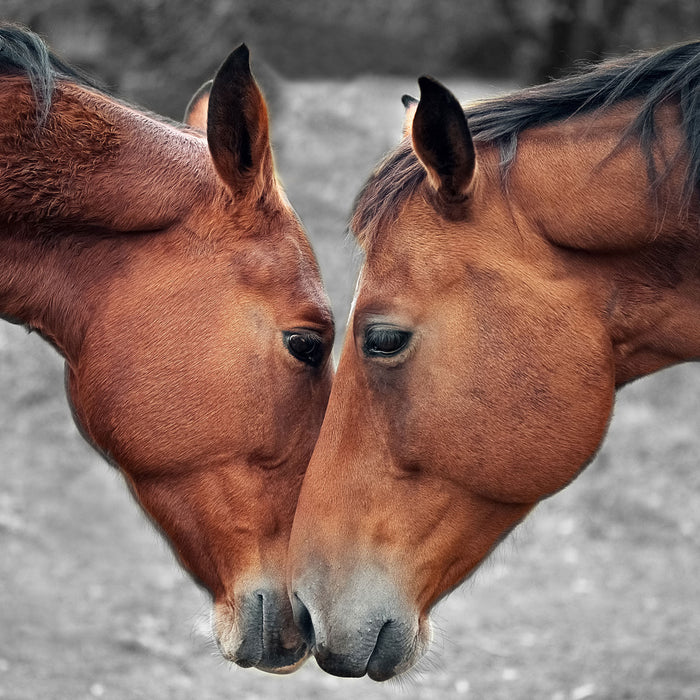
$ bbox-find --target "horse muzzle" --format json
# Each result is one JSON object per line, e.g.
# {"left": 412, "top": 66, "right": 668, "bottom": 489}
{"left": 291, "top": 567, "right": 429, "bottom": 681}
{"left": 214, "top": 586, "right": 309, "bottom": 673}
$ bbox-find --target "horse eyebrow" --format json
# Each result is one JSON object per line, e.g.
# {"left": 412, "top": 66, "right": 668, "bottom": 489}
{"left": 352, "top": 40, "right": 700, "bottom": 250}
{"left": 293, "top": 302, "right": 334, "bottom": 330}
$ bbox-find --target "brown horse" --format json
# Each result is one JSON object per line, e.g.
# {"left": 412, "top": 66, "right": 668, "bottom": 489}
{"left": 288, "top": 42, "right": 700, "bottom": 680}
{"left": 0, "top": 26, "right": 334, "bottom": 672}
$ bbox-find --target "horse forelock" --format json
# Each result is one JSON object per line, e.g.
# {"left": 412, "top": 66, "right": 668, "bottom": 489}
{"left": 351, "top": 40, "right": 700, "bottom": 252}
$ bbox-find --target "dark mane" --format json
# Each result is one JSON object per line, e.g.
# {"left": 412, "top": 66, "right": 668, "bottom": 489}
{"left": 0, "top": 23, "right": 105, "bottom": 125}
{"left": 352, "top": 41, "right": 700, "bottom": 245}
{"left": 0, "top": 23, "right": 193, "bottom": 134}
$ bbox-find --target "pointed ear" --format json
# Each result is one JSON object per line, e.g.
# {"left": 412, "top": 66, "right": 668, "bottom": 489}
{"left": 412, "top": 76, "right": 475, "bottom": 201}
{"left": 400, "top": 94, "right": 418, "bottom": 138}
{"left": 184, "top": 79, "right": 212, "bottom": 131}
{"left": 206, "top": 44, "right": 274, "bottom": 198}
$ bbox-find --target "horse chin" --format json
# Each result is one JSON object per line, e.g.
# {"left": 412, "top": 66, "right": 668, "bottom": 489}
{"left": 254, "top": 652, "right": 311, "bottom": 675}
{"left": 213, "top": 589, "right": 309, "bottom": 674}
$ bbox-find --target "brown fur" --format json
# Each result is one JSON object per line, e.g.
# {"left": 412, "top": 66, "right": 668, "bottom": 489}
{"left": 289, "top": 75, "right": 700, "bottom": 680}
{"left": 0, "top": 48, "right": 333, "bottom": 673}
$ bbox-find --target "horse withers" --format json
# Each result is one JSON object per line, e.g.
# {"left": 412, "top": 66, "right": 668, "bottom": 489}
{"left": 0, "top": 26, "right": 334, "bottom": 672}
{"left": 288, "top": 42, "right": 700, "bottom": 679}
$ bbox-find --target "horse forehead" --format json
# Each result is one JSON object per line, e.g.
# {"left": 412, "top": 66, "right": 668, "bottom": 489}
{"left": 360, "top": 221, "right": 499, "bottom": 298}
{"left": 226, "top": 230, "right": 329, "bottom": 309}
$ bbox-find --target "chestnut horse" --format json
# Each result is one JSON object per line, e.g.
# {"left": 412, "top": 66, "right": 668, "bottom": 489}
{"left": 289, "top": 42, "right": 700, "bottom": 680}
{"left": 0, "top": 26, "right": 334, "bottom": 672}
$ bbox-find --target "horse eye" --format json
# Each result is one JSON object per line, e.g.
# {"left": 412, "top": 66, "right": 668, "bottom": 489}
{"left": 363, "top": 326, "right": 412, "bottom": 357}
{"left": 283, "top": 331, "right": 324, "bottom": 367}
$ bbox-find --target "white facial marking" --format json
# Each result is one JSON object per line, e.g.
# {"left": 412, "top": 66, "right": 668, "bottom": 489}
{"left": 348, "top": 264, "right": 365, "bottom": 325}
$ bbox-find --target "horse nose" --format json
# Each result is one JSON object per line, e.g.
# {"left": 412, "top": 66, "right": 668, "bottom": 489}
{"left": 292, "top": 589, "right": 372, "bottom": 678}
{"left": 226, "top": 588, "right": 309, "bottom": 673}
{"left": 291, "top": 582, "right": 424, "bottom": 680}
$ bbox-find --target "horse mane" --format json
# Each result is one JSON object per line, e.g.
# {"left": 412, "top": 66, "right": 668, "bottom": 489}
{"left": 0, "top": 23, "right": 209, "bottom": 230}
{"left": 0, "top": 23, "right": 189, "bottom": 132}
{"left": 352, "top": 41, "right": 700, "bottom": 246}
{"left": 0, "top": 23, "right": 105, "bottom": 125}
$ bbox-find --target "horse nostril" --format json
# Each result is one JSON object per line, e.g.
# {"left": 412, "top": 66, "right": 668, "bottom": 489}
{"left": 291, "top": 592, "right": 316, "bottom": 649}
{"left": 231, "top": 588, "right": 310, "bottom": 672}
{"left": 232, "top": 592, "right": 264, "bottom": 668}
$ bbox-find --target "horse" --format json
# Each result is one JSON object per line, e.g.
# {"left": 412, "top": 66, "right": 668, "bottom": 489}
{"left": 0, "top": 25, "right": 334, "bottom": 673}
{"left": 288, "top": 41, "right": 700, "bottom": 680}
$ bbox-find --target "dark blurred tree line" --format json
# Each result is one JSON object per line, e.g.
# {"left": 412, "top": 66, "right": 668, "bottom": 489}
{"left": 1, "top": 0, "right": 698, "bottom": 118}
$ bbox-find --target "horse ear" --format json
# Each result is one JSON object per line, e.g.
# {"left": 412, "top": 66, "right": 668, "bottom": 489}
{"left": 401, "top": 94, "right": 418, "bottom": 138}
{"left": 412, "top": 76, "right": 475, "bottom": 200}
{"left": 184, "top": 79, "right": 212, "bottom": 131}
{"left": 206, "top": 44, "right": 273, "bottom": 199}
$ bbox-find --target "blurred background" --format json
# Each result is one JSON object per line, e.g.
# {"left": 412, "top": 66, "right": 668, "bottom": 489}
{"left": 0, "top": 1, "right": 699, "bottom": 698}
{"left": 3, "top": 0, "right": 700, "bottom": 115}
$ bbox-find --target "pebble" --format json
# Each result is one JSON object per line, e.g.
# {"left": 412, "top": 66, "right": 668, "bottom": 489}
{"left": 454, "top": 678, "right": 470, "bottom": 694}
{"left": 571, "top": 683, "right": 596, "bottom": 700}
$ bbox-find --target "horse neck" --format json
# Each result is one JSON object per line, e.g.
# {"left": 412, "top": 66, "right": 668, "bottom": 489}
{"left": 509, "top": 102, "right": 700, "bottom": 385}
{"left": 0, "top": 79, "right": 213, "bottom": 367}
